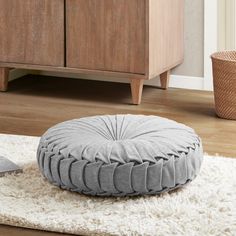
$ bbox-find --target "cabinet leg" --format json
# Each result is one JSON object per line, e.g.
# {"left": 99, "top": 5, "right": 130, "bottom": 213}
{"left": 0, "top": 68, "right": 10, "bottom": 92}
{"left": 160, "top": 70, "right": 170, "bottom": 90}
{"left": 130, "top": 78, "right": 144, "bottom": 105}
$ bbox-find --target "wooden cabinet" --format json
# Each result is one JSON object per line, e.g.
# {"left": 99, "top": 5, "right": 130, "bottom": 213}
{"left": 0, "top": 0, "right": 184, "bottom": 104}
{"left": 0, "top": 0, "right": 64, "bottom": 66}
{"left": 66, "top": 0, "right": 146, "bottom": 74}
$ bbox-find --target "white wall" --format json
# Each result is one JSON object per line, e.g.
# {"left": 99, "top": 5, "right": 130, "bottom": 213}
{"left": 218, "top": 0, "right": 236, "bottom": 51}
{"left": 173, "top": 0, "right": 204, "bottom": 77}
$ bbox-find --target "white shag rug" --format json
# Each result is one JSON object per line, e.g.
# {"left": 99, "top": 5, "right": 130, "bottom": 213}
{"left": 0, "top": 134, "right": 236, "bottom": 236}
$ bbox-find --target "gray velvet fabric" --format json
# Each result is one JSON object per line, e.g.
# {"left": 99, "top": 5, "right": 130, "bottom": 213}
{"left": 37, "top": 115, "right": 203, "bottom": 196}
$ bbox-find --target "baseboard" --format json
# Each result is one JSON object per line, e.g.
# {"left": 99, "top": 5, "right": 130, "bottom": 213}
{"left": 19, "top": 70, "right": 205, "bottom": 90}
{"left": 169, "top": 75, "right": 204, "bottom": 90}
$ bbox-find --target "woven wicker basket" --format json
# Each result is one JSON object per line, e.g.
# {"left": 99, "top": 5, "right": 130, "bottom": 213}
{"left": 211, "top": 51, "right": 236, "bottom": 120}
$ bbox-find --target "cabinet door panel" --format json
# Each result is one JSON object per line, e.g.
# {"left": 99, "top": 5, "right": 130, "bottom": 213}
{"left": 66, "top": 0, "right": 146, "bottom": 74}
{"left": 0, "top": 0, "right": 64, "bottom": 66}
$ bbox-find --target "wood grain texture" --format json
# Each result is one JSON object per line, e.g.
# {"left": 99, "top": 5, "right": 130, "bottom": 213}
{"left": 66, "top": 0, "right": 146, "bottom": 74}
{"left": 0, "top": 0, "right": 64, "bottom": 67}
{"left": 0, "top": 0, "right": 184, "bottom": 104}
{"left": 0, "top": 62, "right": 147, "bottom": 80}
{"left": 130, "top": 79, "right": 144, "bottom": 105}
{"left": 0, "top": 75, "right": 235, "bottom": 157}
{"left": 0, "top": 68, "right": 9, "bottom": 91}
{"left": 148, "top": 0, "right": 184, "bottom": 78}
{"left": 160, "top": 70, "right": 170, "bottom": 89}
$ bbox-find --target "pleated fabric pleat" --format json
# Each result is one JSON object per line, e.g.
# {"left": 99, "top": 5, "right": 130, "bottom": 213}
{"left": 37, "top": 115, "right": 203, "bottom": 196}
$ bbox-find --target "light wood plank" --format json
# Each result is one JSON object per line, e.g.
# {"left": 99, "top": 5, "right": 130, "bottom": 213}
{"left": 148, "top": 0, "right": 184, "bottom": 78}
{"left": 130, "top": 79, "right": 144, "bottom": 105}
{"left": 66, "top": 0, "right": 146, "bottom": 74}
{"left": 0, "top": 68, "right": 9, "bottom": 91}
{"left": 0, "top": 0, "right": 64, "bottom": 66}
{"left": 160, "top": 70, "right": 170, "bottom": 89}
{"left": 0, "top": 62, "right": 147, "bottom": 80}
{"left": 0, "top": 75, "right": 234, "bottom": 158}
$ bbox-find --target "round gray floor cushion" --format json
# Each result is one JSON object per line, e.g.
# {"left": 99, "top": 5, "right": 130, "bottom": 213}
{"left": 37, "top": 115, "right": 203, "bottom": 197}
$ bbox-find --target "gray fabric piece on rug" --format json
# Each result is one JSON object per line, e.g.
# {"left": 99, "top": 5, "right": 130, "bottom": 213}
{"left": 37, "top": 115, "right": 203, "bottom": 196}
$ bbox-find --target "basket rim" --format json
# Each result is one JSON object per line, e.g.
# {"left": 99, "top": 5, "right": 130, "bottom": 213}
{"left": 211, "top": 50, "right": 236, "bottom": 62}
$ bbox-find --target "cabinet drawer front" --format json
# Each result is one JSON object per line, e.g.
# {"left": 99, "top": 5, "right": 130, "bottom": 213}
{"left": 66, "top": 0, "right": 146, "bottom": 74}
{"left": 0, "top": 0, "right": 64, "bottom": 67}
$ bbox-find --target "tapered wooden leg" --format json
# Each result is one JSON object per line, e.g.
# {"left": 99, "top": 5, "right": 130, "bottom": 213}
{"left": 0, "top": 68, "right": 10, "bottom": 92}
{"left": 130, "top": 78, "right": 144, "bottom": 105}
{"left": 160, "top": 70, "right": 170, "bottom": 90}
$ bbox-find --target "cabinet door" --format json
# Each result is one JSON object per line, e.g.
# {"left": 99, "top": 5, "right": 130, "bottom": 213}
{"left": 0, "top": 0, "right": 64, "bottom": 66}
{"left": 66, "top": 0, "right": 146, "bottom": 74}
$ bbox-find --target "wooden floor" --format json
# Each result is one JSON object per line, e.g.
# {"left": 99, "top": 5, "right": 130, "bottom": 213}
{"left": 0, "top": 75, "right": 236, "bottom": 236}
